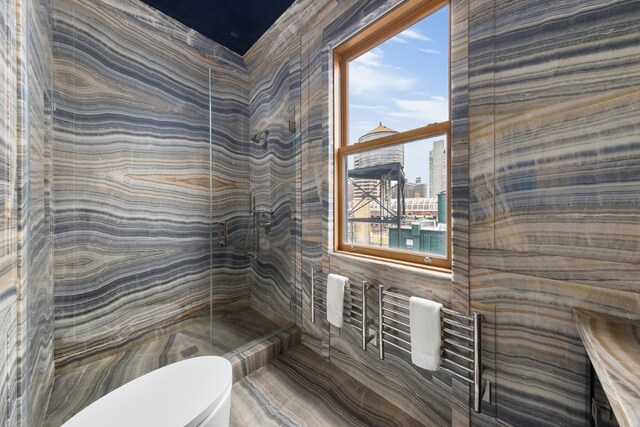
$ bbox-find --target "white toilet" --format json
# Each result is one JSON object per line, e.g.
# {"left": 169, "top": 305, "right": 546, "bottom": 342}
{"left": 62, "top": 356, "right": 232, "bottom": 427}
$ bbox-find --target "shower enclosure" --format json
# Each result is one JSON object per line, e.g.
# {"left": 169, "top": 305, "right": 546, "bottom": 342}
{"left": 243, "top": 114, "right": 299, "bottom": 327}
{"left": 46, "top": 7, "right": 301, "bottom": 416}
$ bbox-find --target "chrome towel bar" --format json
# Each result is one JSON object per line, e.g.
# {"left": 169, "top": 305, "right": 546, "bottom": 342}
{"left": 310, "top": 266, "right": 375, "bottom": 350}
{"left": 377, "top": 285, "right": 487, "bottom": 413}
{"left": 309, "top": 268, "right": 487, "bottom": 412}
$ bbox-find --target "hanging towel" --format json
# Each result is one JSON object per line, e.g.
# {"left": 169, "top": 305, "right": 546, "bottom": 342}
{"left": 409, "top": 296, "right": 443, "bottom": 371}
{"left": 326, "top": 274, "right": 348, "bottom": 328}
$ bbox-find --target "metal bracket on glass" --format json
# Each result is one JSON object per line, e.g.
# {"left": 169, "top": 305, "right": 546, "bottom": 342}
{"left": 218, "top": 222, "right": 227, "bottom": 247}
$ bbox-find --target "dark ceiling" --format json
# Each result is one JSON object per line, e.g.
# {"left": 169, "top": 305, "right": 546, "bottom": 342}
{"left": 140, "top": 0, "right": 296, "bottom": 56}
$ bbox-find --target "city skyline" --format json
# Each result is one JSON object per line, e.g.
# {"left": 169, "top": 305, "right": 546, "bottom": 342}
{"left": 348, "top": 5, "right": 449, "bottom": 185}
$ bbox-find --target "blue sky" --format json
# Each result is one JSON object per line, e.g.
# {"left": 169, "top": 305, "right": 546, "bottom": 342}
{"left": 348, "top": 5, "right": 449, "bottom": 183}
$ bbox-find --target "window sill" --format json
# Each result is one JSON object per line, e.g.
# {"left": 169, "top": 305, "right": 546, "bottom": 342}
{"left": 330, "top": 250, "right": 452, "bottom": 282}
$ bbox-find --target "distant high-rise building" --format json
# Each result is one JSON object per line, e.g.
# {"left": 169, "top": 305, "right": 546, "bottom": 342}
{"left": 413, "top": 176, "right": 427, "bottom": 198}
{"left": 404, "top": 182, "right": 416, "bottom": 198}
{"left": 429, "top": 139, "right": 446, "bottom": 197}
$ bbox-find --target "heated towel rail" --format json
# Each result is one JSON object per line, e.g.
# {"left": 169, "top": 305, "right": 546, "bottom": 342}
{"left": 378, "top": 285, "right": 486, "bottom": 412}
{"left": 308, "top": 268, "right": 486, "bottom": 413}
{"left": 310, "top": 266, "right": 375, "bottom": 350}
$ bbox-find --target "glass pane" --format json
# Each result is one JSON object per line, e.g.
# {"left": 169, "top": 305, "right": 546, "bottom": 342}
{"left": 347, "top": 5, "right": 449, "bottom": 144}
{"left": 344, "top": 135, "right": 447, "bottom": 258}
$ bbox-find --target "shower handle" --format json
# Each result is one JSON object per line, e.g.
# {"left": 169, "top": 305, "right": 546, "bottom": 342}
{"left": 218, "top": 222, "right": 228, "bottom": 247}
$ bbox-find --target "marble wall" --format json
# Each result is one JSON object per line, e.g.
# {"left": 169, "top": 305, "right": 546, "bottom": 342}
{"left": 249, "top": 0, "right": 640, "bottom": 425}
{"left": 0, "top": 0, "right": 55, "bottom": 424}
{"left": 23, "top": 0, "right": 55, "bottom": 424}
{"left": 0, "top": 290, "right": 18, "bottom": 426}
{"left": 245, "top": 18, "right": 302, "bottom": 325}
{"left": 210, "top": 53, "right": 251, "bottom": 309}
{"left": 50, "top": 0, "right": 250, "bottom": 370}
{"left": 0, "top": 0, "right": 21, "bottom": 422}
{"left": 247, "top": 0, "right": 468, "bottom": 424}
{"left": 467, "top": 0, "right": 640, "bottom": 425}
{"left": 0, "top": 0, "right": 254, "bottom": 422}
{"left": 0, "top": 0, "right": 634, "bottom": 423}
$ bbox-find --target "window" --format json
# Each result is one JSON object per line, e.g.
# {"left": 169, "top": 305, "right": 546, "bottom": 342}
{"left": 334, "top": 0, "right": 450, "bottom": 270}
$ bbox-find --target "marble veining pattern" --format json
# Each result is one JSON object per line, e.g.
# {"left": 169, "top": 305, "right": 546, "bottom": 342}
{"left": 51, "top": 0, "right": 250, "bottom": 369}
{"left": 2, "top": 0, "right": 58, "bottom": 424}
{"left": 245, "top": 14, "right": 301, "bottom": 326}
{"left": 230, "top": 345, "right": 423, "bottom": 427}
{"left": 44, "top": 306, "right": 295, "bottom": 427}
{"left": 250, "top": 0, "right": 640, "bottom": 426}
{"left": 247, "top": 0, "right": 467, "bottom": 424}
{"left": 468, "top": 1, "right": 640, "bottom": 425}
{"left": 24, "top": 0, "right": 56, "bottom": 424}
{"left": 0, "top": 0, "right": 636, "bottom": 425}
{"left": 0, "top": 0, "right": 20, "bottom": 423}
{"left": 575, "top": 310, "right": 640, "bottom": 427}
{"left": 0, "top": 289, "right": 18, "bottom": 426}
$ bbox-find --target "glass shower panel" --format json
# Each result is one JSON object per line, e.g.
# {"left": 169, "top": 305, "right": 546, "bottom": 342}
{"left": 288, "top": 106, "right": 300, "bottom": 324}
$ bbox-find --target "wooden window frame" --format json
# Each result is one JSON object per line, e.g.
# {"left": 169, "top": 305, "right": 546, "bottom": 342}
{"left": 333, "top": 0, "right": 451, "bottom": 271}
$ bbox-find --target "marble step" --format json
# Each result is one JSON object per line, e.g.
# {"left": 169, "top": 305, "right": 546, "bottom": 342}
{"left": 45, "top": 306, "right": 300, "bottom": 426}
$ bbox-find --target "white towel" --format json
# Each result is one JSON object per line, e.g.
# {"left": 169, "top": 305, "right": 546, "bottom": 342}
{"left": 409, "top": 296, "right": 443, "bottom": 371}
{"left": 326, "top": 274, "right": 348, "bottom": 328}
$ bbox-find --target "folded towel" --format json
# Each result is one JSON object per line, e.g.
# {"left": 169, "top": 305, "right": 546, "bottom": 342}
{"left": 326, "top": 274, "right": 348, "bottom": 328}
{"left": 409, "top": 296, "right": 443, "bottom": 371}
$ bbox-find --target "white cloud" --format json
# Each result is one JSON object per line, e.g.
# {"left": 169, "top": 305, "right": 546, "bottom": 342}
{"left": 349, "top": 63, "right": 415, "bottom": 95}
{"left": 392, "top": 28, "right": 432, "bottom": 44}
{"left": 401, "top": 29, "right": 431, "bottom": 41}
{"left": 391, "top": 28, "right": 440, "bottom": 53}
{"left": 419, "top": 48, "right": 441, "bottom": 54}
{"left": 352, "top": 48, "right": 384, "bottom": 67}
{"left": 390, "top": 36, "right": 408, "bottom": 44}
{"left": 387, "top": 97, "right": 449, "bottom": 123}
{"left": 350, "top": 104, "right": 388, "bottom": 110}
{"left": 349, "top": 47, "right": 415, "bottom": 95}
{"left": 355, "top": 121, "right": 377, "bottom": 127}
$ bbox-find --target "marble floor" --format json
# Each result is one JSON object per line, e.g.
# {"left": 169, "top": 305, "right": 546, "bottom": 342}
{"left": 45, "top": 307, "right": 419, "bottom": 427}
{"left": 45, "top": 305, "right": 285, "bottom": 426}
{"left": 230, "top": 345, "right": 423, "bottom": 427}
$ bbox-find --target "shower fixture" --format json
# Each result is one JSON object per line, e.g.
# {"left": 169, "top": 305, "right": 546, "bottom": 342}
{"left": 251, "top": 130, "right": 269, "bottom": 143}
{"left": 246, "top": 195, "right": 274, "bottom": 259}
